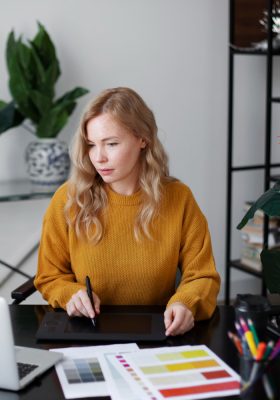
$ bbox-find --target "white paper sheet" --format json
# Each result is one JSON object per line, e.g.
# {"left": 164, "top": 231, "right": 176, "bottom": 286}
{"left": 99, "top": 349, "right": 143, "bottom": 400}
{"left": 51, "top": 343, "right": 139, "bottom": 399}
{"left": 108, "top": 345, "right": 240, "bottom": 400}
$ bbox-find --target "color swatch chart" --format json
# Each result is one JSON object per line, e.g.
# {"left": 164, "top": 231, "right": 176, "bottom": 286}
{"left": 52, "top": 343, "right": 139, "bottom": 399}
{"left": 62, "top": 357, "right": 104, "bottom": 384}
{"left": 109, "top": 345, "right": 240, "bottom": 399}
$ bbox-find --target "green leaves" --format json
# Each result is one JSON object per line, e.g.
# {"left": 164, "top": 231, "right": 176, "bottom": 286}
{"left": 237, "top": 182, "right": 280, "bottom": 294}
{"left": 30, "top": 22, "right": 60, "bottom": 79}
{"left": 36, "top": 87, "right": 89, "bottom": 138}
{"left": 2, "top": 21, "right": 89, "bottom": 137}
{"left": 261, "top": 248, "right": 280, "bottom": 294}
{"left": 37, "top": 108, "right": 69, "bottom": 138}
{"left": 6, "top": 31, "right": 39, "bottom": 122}
{"left": 0, "top": 101, "right": 25, "bottom": 134}
{"left": 55, "top": 87, "right": 89, "bottom": 107}
{"left": 237, "top": 182, "right": 280, "bottom": 229}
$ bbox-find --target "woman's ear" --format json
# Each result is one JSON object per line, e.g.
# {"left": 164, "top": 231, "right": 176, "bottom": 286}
{"left": 140, "top": 139, "right": 147, "bottom": 149}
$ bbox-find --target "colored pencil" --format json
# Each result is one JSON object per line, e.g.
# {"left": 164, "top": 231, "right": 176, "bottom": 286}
{"left": 228, "top": 331, "right": 243, "bottom": 355}
{"left": 240, "top": 317, "right": 249, "bottom": 333}
{"left": 263, "top": 341, "right": 274, "bottom": 360}
{"left": 247, "top": 318, "right": 260, "bottom": 346}
{"left": 255, "top": 342, "right": 267, "bottom": 361}
{"left": 269, "top": 337, "right": 280, "bottom": 360}
{"left": 234, "top": 321, "right": 244, "bottom": 338}
{"left": 244, "top": 330, "right": 257, "bottom": 357}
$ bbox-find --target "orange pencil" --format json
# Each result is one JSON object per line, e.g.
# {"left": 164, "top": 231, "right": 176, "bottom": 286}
{"left": 228, "top": 331, "right": 243, "bottom": 355}
{"left": 255, "top": 342, "right": 266, "bottom": 361}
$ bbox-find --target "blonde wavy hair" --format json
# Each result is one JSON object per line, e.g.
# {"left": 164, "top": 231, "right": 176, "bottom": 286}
{"left": 66, "top": 87, "right": 173, "bottom": 243}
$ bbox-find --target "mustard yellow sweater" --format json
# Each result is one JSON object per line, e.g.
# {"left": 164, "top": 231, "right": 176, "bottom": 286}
{"left": 34, "top": 181, "right": 220, "bottom": 320}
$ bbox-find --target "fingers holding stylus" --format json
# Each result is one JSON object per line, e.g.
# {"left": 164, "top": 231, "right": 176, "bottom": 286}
{"left": 66, "top": 289, "right": 101, "bottom": 318}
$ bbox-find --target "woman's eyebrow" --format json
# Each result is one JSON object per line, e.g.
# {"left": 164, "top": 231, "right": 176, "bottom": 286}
{"left": 86, "top": 138, "right": 94, "bottom": 144}
{"left": 102, "top": 136, "right": 119, "bottom": 141}
{"left": 87, "top": 136, "right": 119, "bottom": 143}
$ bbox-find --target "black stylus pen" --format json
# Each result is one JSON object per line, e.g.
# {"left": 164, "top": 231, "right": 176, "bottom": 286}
{"left": 85, "top": 275, "right": 96, "bottom": 327}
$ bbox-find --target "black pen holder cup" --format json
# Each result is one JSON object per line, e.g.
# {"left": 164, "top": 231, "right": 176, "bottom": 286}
{"left": 234, "top": 294, "right": 271, "bottom": 340}
{"left": 239, "top": 356, "right": 280, "bottom": 400}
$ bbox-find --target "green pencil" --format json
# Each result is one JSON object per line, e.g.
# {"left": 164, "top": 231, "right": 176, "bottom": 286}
{"left": 247, "top": 318, "right": 259, "bottom": 346}
{"left": 263, "top": 340, "right": 274, "bottom": 360}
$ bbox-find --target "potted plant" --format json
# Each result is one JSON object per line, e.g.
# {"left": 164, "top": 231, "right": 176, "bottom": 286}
{"left": 0, "top": 22, "right": 89, "bottom": 191}
{"left": 237, "top": 181, "right": 280, "bottom": 294}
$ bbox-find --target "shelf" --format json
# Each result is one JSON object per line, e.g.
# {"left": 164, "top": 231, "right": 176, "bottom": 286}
{"left": 231, "top": 162, "right": 280, "bottom": 172}
{"left": 230, "top": 45, "right": 280, "bottom": 56}
{"left": 0, "top": 179, "right": 55, "bottom": 202}
{"left": 229, "top": 260, "right": 263, "bottom": 278}
{"left": 270, "top": 175, "right": 280, "bottom": 182}
{"left": 225, "top": 0, "right": 278, "bottom": 304}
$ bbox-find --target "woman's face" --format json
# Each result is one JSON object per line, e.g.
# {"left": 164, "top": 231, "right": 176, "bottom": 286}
{"left": 86, "top": 113, "right": 146, "bottom": 195}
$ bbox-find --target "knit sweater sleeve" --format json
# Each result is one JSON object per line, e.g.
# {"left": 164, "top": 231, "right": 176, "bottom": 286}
{"left": 34, "top": 184, "right": 84, "bottom": 309}
{"left": 167, "top": 187, "right": 220, "bottom": 320}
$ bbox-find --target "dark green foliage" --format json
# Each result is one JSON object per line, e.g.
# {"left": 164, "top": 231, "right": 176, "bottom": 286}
{"left": 237, "top": 182, "right": 280, "bottom": 230}
{"left": 261, "top": 248, "right": 280, "bottom": 294}
{"left": 0, "top": 101, "right": 25, "bottom": 133}
{"left": 237, "top": 181, "right": 280, "bottom": 294}
{"left": 1, "top": 22, "right": 89, "bottom": 137}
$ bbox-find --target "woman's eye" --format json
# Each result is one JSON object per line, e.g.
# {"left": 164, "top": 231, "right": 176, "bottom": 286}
{"left": 108, "top": 142, "right": 118, "bottom": 147}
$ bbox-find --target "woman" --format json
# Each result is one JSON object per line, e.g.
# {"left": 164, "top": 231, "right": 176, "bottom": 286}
{"left": 34, "top": 87, "right": 220, "bottom": 336}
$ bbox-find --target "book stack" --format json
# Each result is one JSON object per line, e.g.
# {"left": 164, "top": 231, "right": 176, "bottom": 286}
{"left": 240, "top": 202, "right": 280, "bottom": 271}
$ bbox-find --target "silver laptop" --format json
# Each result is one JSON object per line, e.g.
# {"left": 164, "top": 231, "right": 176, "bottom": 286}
{"left": 0, "top": 297, "right": 63, "bottom": 391}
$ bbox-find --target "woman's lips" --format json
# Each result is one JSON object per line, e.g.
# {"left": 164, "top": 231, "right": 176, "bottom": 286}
{"left": 98, "top": 169, "right": 113, "bottom": 175}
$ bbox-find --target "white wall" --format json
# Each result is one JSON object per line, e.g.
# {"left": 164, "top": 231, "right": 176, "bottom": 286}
{"left": 1, "top": 0, "right": 277, "bottom": 300}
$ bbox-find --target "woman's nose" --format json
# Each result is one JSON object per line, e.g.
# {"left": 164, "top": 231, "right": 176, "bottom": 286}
{"left": 95, "top": 147, "right": 107, "bottom": 162}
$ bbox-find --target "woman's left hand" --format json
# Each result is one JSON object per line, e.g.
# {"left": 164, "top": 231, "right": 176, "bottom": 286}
{"left": 164, "top": 302, "right": 194, "bottom": 336}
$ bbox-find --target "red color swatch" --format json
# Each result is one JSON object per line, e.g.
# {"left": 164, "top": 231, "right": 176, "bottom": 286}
{"left": 202, "top": 369, "right": 231, "bottom": 379}
{"left": 159, "top": 380, "right": 240, "bottom": 397}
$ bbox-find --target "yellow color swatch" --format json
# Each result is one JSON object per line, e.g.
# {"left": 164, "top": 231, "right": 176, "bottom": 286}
{"left": 166, "top": 359, "right": 219, "bottom": 372}
{"left": 157, "top": 350, "right": 209, "bottom": 362}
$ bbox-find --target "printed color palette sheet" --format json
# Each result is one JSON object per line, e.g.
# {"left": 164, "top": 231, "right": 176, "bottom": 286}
{"left": 62, "top": 357, "right": 104, "bottom": 384}
{"left": 52, "top": 343, "right": 139, "bottom": 399}
{"left": 109, "top": 345, "right": 240, "bottom": 399}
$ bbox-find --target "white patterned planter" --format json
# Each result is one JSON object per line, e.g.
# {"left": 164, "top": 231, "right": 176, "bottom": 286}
{"left": 26, "top": 139, "right": 70, "bottom": 192}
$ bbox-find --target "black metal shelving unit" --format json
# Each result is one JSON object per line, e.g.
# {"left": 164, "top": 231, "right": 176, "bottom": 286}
{"left": 225, "top": 0, "right": 280, "bottom": 305}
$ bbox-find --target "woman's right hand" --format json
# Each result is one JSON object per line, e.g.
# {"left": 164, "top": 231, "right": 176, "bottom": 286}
{"left": 66, "top": 289, "right": 101, "bottom": 318}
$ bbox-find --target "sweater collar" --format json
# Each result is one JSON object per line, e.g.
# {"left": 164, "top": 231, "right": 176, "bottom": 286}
{"left": 106, "top": 185, "right": 142, "bottom": 205}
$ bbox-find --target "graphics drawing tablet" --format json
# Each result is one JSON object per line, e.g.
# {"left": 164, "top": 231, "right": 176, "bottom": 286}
{"left": 36, "top": 310, "right": 166, "bottom": 342}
